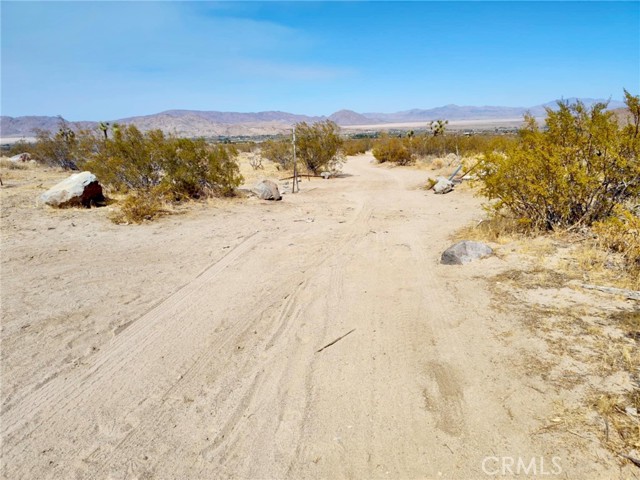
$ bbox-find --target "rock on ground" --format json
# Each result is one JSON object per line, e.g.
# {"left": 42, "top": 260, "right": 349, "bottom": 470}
{"left": 433, "top": 176, "right": 454, "bottom": 194}
{"left": 9, "top": 153, "right": 32, "bottom": 163}
{"left": 40, "top": 171, "right": 105, "bottom": 208}
{"left": 441, "top": 240, "right": 493, "bottom": 265}
{"left": 251, "top": 180, "right": 282, "bottom": 201}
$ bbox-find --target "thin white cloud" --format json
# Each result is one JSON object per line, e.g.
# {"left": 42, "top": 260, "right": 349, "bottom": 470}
{"left": 230, "top": 58, "right": 356, "bottom": 81}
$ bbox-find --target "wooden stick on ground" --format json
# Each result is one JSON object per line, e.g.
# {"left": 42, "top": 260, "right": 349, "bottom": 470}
{"left": 316, "top": 329, "right": 356, "bottom": 353}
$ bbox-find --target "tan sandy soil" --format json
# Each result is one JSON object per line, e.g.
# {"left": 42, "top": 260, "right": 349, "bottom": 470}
{"left": 0, "top": 155, "right": 627, "bottom": 478}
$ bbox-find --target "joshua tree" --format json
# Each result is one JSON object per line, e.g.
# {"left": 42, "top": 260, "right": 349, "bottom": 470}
{"left": 99, "top": 122, "right": 110, "bottom": 140}
{"left": 429, "top": 119, "right": 448, "bottom": 137}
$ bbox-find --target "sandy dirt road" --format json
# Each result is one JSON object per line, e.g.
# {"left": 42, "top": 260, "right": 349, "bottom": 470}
{"left": 1, "top": 156, "right": 614, "bottom": 479}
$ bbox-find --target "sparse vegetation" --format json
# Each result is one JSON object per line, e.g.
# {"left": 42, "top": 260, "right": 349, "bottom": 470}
{"left": 342, "top": 137, "right": 372, "bottom": 156}
{"left": 109, "top": 189, "right": 165, "bottom": 224}
{"left": 294, "top": 120, "right": 344, "bottom": 174}
{"left": 85, "top": 125, "right": 242, "bottom": 201}
{"left": 30, "top": 118, "right": 99, "bottom": 170}
{"left": 260, "top": 138, "right": 293, "bottom": 170}
{"left": 372, "top": 134, "right": 413, "bottom": 165}
{"left": 24, "top": 122, "right": 243, "bottom": 222}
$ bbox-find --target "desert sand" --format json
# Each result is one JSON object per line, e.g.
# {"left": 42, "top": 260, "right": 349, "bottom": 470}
{"left": 0, "top": 155, "right": 629, "bottom": 478}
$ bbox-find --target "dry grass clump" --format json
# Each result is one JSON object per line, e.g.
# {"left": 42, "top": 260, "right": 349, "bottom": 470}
{"left": 454, "top": 215, "right": 532, "bottom": 245}
{"left": 109, "top": 191, "right": 165, "bottom": 224}
{"left": 593, "top": 391, "right": 640, "bottom": 455}
{"left": 0, "top": 159, "right": 29, "bottom": 170}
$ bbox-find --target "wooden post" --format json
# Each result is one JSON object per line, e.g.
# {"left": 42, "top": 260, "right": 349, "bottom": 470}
{"left": 292, "top": 126, "right": 298, "bottom": 193}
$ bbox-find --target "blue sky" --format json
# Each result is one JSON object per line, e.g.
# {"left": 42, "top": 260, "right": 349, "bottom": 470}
{"left": 2, "top": 1, "right": 638, "bottom": 120}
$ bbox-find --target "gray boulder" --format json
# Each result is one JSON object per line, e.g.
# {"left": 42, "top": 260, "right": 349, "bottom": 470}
{"left": 251, "top": 180, "right": 282, "bottom": 201}
{"left": 433, "top": 176, "right": 454, "bottom": 194}
{"left": 9, "top": 153, "right": 31, "bottom": 163}
{"left": 441, "top": 240, "right": 493, "bottom": 265}
{"left": 40, "top": 171, "right": 105, "bottom": 208}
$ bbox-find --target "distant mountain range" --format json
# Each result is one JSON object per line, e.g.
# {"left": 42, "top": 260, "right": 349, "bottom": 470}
{"left": 0, "top": 98, "right": 626, "bottom": 138}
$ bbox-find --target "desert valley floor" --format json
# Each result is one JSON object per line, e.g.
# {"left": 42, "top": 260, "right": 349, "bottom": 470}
{"left": 1, "top": 155, "right": 635, "bottom": 479}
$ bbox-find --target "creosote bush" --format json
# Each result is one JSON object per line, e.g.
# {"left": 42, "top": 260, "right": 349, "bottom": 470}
{"left": 295, "top": 120, "right": 344, "bottom": 174}
{"left": 260, "top": 138, "right": 293, "bottom": 169}
{"left": 31, "top": 118, "right": 99, "bottom": 170}
{"left": 477, "top": 91, "right": 640, "bottom": 231}
{"left": 84, "top": 125, "right": 242, "bottom": 200}
{"left": 372, "top": 135, "right": 413, "bottom": 165}
{"left": 342, "top": 137, "right": 372, "bottom": 156}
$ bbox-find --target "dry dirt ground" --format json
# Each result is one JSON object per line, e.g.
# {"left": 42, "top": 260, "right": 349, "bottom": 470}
{"left": 1, "top": 155, "right": 637, "bottom": 479}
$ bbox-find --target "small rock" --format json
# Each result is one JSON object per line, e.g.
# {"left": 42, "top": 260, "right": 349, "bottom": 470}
{"left": 433, "top": 176, "right": 454, "bottom": 194}
{"left": 625, "top": 406, "right": 638, "bottom": 417}
{"left": 39, "top": 172, "right": 105, "bottom": 208}
{"left": 441, "top": 240, "right": 493, "bottom": 265}
{"left": 320, "top": 172, "right": 332, "bottom": 179}
{"left": 251, "top": 180, "right": 282, "bottom": 201}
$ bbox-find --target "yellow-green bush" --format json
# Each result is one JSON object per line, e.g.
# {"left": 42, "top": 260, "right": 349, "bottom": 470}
{"left": 372, "top": 135, "right": 413, "bottom": 165}
{"left": 84, "top": 125, "right": 242, "bottom": 198}
{"left": 342, "top": 138, "right": 372, "bottom": 156}
{"left": 260, "top": 138, "right": 293, "bottom": 169}
{"left": 295, "top": 120, "right": 344, "bottom": 174}
{"left": 477, "top": 91, "right": 640, "bottom": 230}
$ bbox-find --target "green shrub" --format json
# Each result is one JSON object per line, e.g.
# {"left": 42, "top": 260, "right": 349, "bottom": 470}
{"left": 372, "top": 135, "right": 413, "bottom": 165}
{"left": 260, "top": 138, "right": 293, "bottom": 169}
{"left": 295, "top": 120, "right": 344, "bottom": 174}
{"left": 84, "top": 125, "right": 242, "bottom": 198}
{"left": 477, "top": 91, "right": 640, "bottom": 230}
{"left": 30, "top": 118, "right": 99, "bottom": 169}
{"left": 342, "top": 137, "right": 372, "bottom": 156}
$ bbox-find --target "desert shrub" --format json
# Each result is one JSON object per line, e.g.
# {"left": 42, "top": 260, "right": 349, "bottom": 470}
{"left": 160, "top": 138, "right": 241, "bottom": 199}
{"left": 409, "top": 133, "right": 515, "bottom": 159}
{"left": 295, "top": 120, "right": 344, "bottom": 174}
{"left": 261, "top": 138, "right": 292, "bottom": 169}
{"left": 372, "top": 135, "right": 413, "bottom": 165}
{"left": 85, "top": 126, "right": 242, "bottom": 198}
{"left": 85, "top": 125, "right": 161, "bottom": 191}
{"left": 30, "top": 118, "right": 99, "bottom": 169}
{"left": 6, "top": 140, "right": 35, "bottom": 157}
{"left": 342, "top": 137, "right": 372, "bottom": 156}
{"left": 233, "top": 141, "right": 257, "bottom": 153}
{"left": 477, "top": 91, "right": 640, "bottom": 230}
{"left": 593, "top": 206, "right": 640, "bottom": 275}
{"left": 110, "top": 190, "right": 164, "bottom": 224}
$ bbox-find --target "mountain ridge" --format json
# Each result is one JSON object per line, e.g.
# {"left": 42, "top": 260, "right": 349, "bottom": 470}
{"left": 1, "top": 98, "right": 626, "bottom": 138}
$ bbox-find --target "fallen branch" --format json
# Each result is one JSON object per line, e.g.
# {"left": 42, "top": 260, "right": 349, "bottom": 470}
{"left": 316, "top": 328, "right": 355, "bottom": 353}
{"left": 619, "top": 453, "right": 640, "bottom": 469}
{"left": 579, "top": 283, "right": 640, "bottom": 301}
{"left": 280, "top": 174, "right": 323, "bottom": 180}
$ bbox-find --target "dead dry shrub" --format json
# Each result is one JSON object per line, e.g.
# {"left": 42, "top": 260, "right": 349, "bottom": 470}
{"left": 109, "top": 190, "right": 164, "bottom": 224}
{"left": 593, "top": 206, "right": 640, "bottom": 278}
{"left": 0, "top": 159, "right": 28, "bottom": 170}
